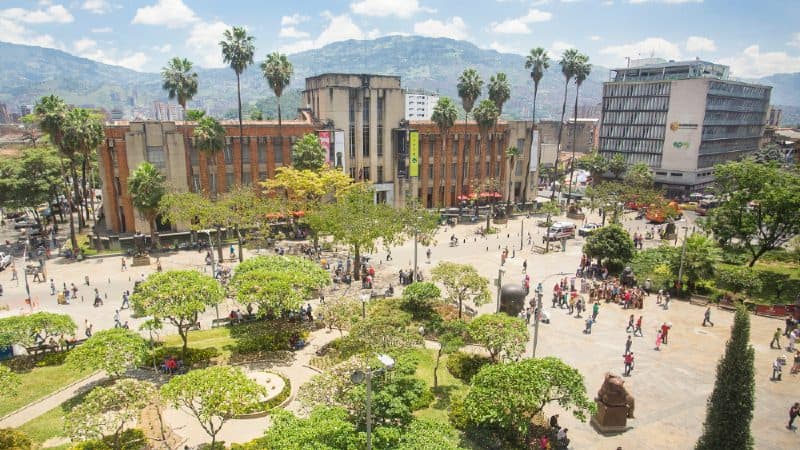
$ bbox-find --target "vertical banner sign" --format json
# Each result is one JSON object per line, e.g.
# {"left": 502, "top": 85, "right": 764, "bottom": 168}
{"left": 334, "top": 130, "right": 345, "bottom": 171}
{"left": 318, "top": 130, "right": 331, "bottom": 165}
{"left": 529, "top": 130, "right": 539, "bottom": 172}
{"left": 396, "top": 129, "right": 409, "bottom": 179}
{"left": 409, "top": 130, "right": 419, "bottom": 177}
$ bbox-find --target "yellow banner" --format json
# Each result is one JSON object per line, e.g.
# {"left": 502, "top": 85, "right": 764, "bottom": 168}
{"left": 409, "top": 131, "right": 419, "bottom": 177}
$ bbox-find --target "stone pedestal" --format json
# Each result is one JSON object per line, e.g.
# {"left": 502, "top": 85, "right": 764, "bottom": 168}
{"left": 132, "top": 256, "right": 151, "bottom": 267}
{"left": 591, "top": 402, "right": 629, "bottom": 433}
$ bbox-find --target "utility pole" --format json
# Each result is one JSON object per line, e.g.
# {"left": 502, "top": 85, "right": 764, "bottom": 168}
{"left": 676, "top": 225, "right": 689, "bottom": 295}
{"left": 532, "top": 288, "right": 543, "bottom": 358}
{"left": 495, "top": 267, "right": 505, "bottom": 313}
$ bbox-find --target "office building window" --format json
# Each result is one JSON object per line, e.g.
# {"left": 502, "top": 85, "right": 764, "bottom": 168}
{"left": 209, "top": 173, "right": 217, "bottom": 195}
{"left": 362, "top": 166, "right": 370, "bottom": 181}
{"left": 189, "top": 147, "right": 199, "bottom": 166}
{"left": 377, "top": 96, "right": 384, "bottom": 124}
{"left": 349, "top": 167, "right": 356, "bottom": 179}
{"left": 515, "top": 161, "right": 522, "bottom": 176}
{"left": 258, "top": 171, "right": 267, "bottom": 181}
{"left": 451, "top": 163, "right": 457, "bottom": 182}
{"left": 377, "top": 166, "right": 384, "bottom": 183}
{"left": 349, "top": 90, "right": 357, "bottom": 123}
{"left": 258, "top": 139, "right": 267, "bottom": 163}
{"left": 363, "top": 95, "right": 370, "bottom": 123}
{"left": 242, "top": 172, "right": 251, "bottom": 186}
{"left": 428, "top": 164, "right": 434, "bottom": 179}
{"left": 377, "top": 125, "right": 383, "bottom": 157}
{"left": 226, "top": 173, "right": 234, "bottom": 188}
{"left": 224, "top": 141, "right": 233, "bottom": 164}
{"left": 362, "top": 127, "right": 370, "bottom": 157}
{"left": 241, "top": 139, "right": 250, "bottom": 164}
{"left": 192, "top": 175, "right": 200, "bottom": 192}
{"left": 441, "top": 163, "right": 445, "bottom": 180}
{"left": 146, "top": 146, "right": 165, "bottom": 170}
{"left": 274, "top": 137, "right": 283, "bottom": 165}
{"left": 452, "top": 138, "right": 458, "bottom": 157}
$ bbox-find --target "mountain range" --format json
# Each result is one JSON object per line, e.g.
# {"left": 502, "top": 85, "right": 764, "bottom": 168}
{"left": 1, "top": 36, "right": 799, "bottom": 124}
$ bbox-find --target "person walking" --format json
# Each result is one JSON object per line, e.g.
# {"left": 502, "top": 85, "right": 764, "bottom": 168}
{"left": 626, "top": 314, "right": 635, "bottom": 333}
{"left": 623, "top": 352, "right": 634, "bottom": 377}
{"left": 770, "top": 327, "right": 782, "bottom": 349}
{"left": 624, "top": 335, "right": 632, "bottom": 355}
{"left": 50, "top": 279, "right": 56, "bottom": 295}
{"left": 113, "top": 310, "right": 122, "bottom": 328}
{"left": 655, "top": 330, "right": 663, "bottom": 351}
{"left": 634, "top": 316, "right": 643, "bottom": 337}
{"left": 592, "top": 302, "right": 600, "bottom": 321}
{"left": 772, "top": 357, "right": 783, "bottom": 381}
{"left": 661, "top": 323, "right": 671, "bottom": 345}
{"left": 121, "top": 258, "right": 127, "bottom": 271}
{"left": 702, "top": 307, "right": 714, "bottom": 327}
{"left": 584, "top": 317, "right": 594, "bottom": 334}
{"left": 788, "top": 402, "right": 800, "bottom": 430}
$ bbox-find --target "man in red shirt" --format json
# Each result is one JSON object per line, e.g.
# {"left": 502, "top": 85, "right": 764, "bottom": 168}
{"left": 623, "top": 352, "right": 634, "bottom": 376}
{"left": 661, "top": 323, "right": 671, "bottom": 345}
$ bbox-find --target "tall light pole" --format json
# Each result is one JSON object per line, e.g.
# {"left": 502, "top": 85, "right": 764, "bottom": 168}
{"left": 495, "top": 267, "right": 505, "bottom": 313}
{"left": 351, "top": 354, "right": 395, "bottom": 450}
{"left": 412, "top": 216, "right": 421, "bottom": 283}
{"left": 202, "top": 230, "right": 219, "bottom": 319}
{"left": 676, "top": 225, "right": 689, "bottom": 295}
{"left": 532, "top": 288, "right": 543, "bottom": 358}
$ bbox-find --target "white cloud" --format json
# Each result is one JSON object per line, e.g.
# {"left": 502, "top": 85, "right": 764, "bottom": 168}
{"left": 685, "top": 36, "right": 716, "bottom": 53}
{"left": 91, "top": 26, "right": 112, "bottom": 33}
{"left": 602, "top": 1, "right": 614, "bottom": 5}
{"left": 81, "top": 0, "right": 111, "bottom": 14}
{"left": 589, "top": 35, "right": 601, "bottom": 41}
{"left": 0, "top": 17, "right": 62, "bottom": 49}
{"left": 132, "top": 0, "right": 198, "bottom": 28}
{"left": 0, "top": 4, "right": 73, "bottom": 23}
{"left": 413, "top": 16, "right": 468, "bottom": 40}
{"left": 186, "top": 20, "right": 230, "bottom": 67}
{"left": 490, "top": 8, "right": 552, "bottom": 34}
{"left": 317, "top": 12, "right": 369, "bottom": 46}
{"left": 719, "top": 45, "right": 800, "bottom": 78}
{"left": 350, "top": 0, "right": 435, "bottom": 18}
{"left": 599, "top": 37, "right": 682, "bottom": 65}
{"left": 550, "top": 41, "right": 575, "bottom": 56}
{"left": 279, "top": 26, "right": 310, "bottom": 39}
{"left": 487, "top": 41, "right": 521, "bottom": 54}
{"left": 629, "top": 0, "right": 702, "bottom": 3}
{"left": 787, "top": 32, "right": 800, "bottom": 48}
{"left": 153, "top": 44, "right": 172, "bottom": 53}
{"left": 71, "top": 38, "right": 149, "bottom": 71}
{"left": 280, "top": 14, "right": 309, "bottom": 26}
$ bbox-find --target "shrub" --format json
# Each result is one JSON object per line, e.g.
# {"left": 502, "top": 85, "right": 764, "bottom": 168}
{"left": 446, "top": 351, "right": 491, "bottom": 382}
{"left": 71, "top": 429, "right": 147, "bottom": 450}
{"left": 0, "top": 428, "right": 33, "bottom": 450}
{"left": 149, "top": 346, "right": 219, "bottom": 368}
{"left": 228, "top": 321, "right": 308, "bottom": 354}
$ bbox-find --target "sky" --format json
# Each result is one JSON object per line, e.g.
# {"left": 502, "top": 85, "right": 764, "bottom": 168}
{"left": 1, "top": 0, "right": 799, "bottom": 78}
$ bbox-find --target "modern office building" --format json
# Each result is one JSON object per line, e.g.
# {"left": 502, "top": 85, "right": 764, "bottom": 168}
{"left": 598, "top": 58, "right": 771, "bottom": 194}
{"left": 404, "top": 89, "right": 440, "bottom": 121}
{"left": 537, "top": 119, "right": 599, "bottom": 166}
{"left": 767, "top": 107, "right": 783, "bottom": 127}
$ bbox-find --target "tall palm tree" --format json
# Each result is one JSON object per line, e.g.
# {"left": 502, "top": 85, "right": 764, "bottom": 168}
{"left": 61, "top": 108, "right": 103, "bottom": 243}
{"left": 505, "top": 146, "right": 521, "bottom": 215}
{"left": 194, "top": 115, "right": 226, "bottom": 261}
{"left": 551, "top": 48, "right": 580, "bottom": 202}
{"left": 566, "top": 54, "right": 592, "bottom": 205}
{"left": 161, "top": 57, "right": 199, "bottom": 113}
{"left": 522, "top": 47, "right": 550, "bottom": 205}
{"left": 472, "top": 99, "right": 499, "bottom": 230}
{"left": 220, "top": 26, "right": 255, "bottom": 184}
{"left": 431, "top": 97, "right": 458, "bottom": 206}
{"left": 260, "top": 52, "right": 293, "bottom": 135}
{"left": 457, "top": 69, "right": 483, "bottom": 195}
{"left": 488, "top": 72, "right": 511, "bottom": 117}
{"left": 128, "top": 162, "right": 166, "bottom": 249}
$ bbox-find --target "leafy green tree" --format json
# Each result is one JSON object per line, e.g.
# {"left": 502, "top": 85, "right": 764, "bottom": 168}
{"left": 307, "top": 184, "right": 404, "bottom": 280}
{"left": 0, "top": 365, "right": 21, "bottom": 397}
{"left": 185, "top": 109, "right": 206, "bottom": 121}
{"left": 231, "top": 255, "right": 330, "bottom": 316}
{"left": 671, "top": 234, "right": 720, "bottom": 293}
{"left": 249, "top": 108, "right": 263, "bottom": 121}
{"left": 159, "top": 191, "right": 222, "bottom": 260}
{"left": 0, "top": 312, "right": 76, "bottom": 347}
{"left": 291, "top": 133, "right": 326, "bottom": 172}
{"left": 319, "top": 296, "right": 362, "bottom": 335}
{"left": 339, "top": 311, "right": 422, "bottom": 357}
{"left": 456, "top": 68, "right": 483, "bottom": 193}
{"left": 488, "top": 72, "right": 511, "bottom": 117}
{"left": 193, "top": 115, "right": 226, "bottom": 194}
{"left": 130, "top": 271, "right": 224, "bottom": 360}
{"left": 467, "top": 313, "right": 529, "bottom": 362}
{"left": 550, "top": 48, "right": 580, "bottom": 201}
{"left": 566, "top": 53, "right": 591, "bottom": 204}
{"left": 432, "top": 320, "right": 466, "bottom": 389}
{"left": 752, "top": 143, "right": 787, "bottom": 165}
{"left": 217, "top": 184, "right": 273, "bottom": 262}
{"left": 161, "top": 366, "right": 266, "bottom": 447}
{"left": 0, "top": 428, "right": 33, "bottom": 449}
{"left": 0, "top": 145, "right": 62, "bottom": 226}
{"left": 623, "top": 162, "right": 654, "bottom": 189}
{"left": 161, "top": 57, "right": 199, "bottom": 112}
{"left": 607, "top": 154, "right": 627, "bottom": 180}
{"left": 431, "top": 262, "right": 491, "bottom": 319}
{"left": 583, "top": 224, "right": 634, "bottom": 271}
{"left": 260, "top": 52, "right": 293, "bottom": 133}
{"left": 696, "top": 305, "right": 755, "bottom": 450}
{"left": 522, "top": 47, "right": 550, "bottom": 205}
{"left": 576, "top": 150, "right": 608, "bottom": 187}
{"left": 127, "top": 162, "right": 166, "bottom": 248}
{"left": 397, "top": 418, "right": 466, "bottom": 450}
{"left": 707, "top": 160, "right": 800, "bottom": 266}
{"left": 462, "top": 357, "right": 595, "bottom": 446}
{"left": 62, "top": 107, "right": 104, "bottom": 228}
{"left": 631, "top": 246, "right": 677, "bottom": 289}
{"left": 65, "top": 379, "right": 154, "bottom": 450}
{"left": 220, "top": 25, "right": 255, "bottom": 179}
{"left": 253, "top": 406, "right": 364, "bottom": 450}
{"left": 66, "top": 329, "right": 148, "bottom": 378}
{"left": 400, "top": 282, "right": 441, "bottom": 319}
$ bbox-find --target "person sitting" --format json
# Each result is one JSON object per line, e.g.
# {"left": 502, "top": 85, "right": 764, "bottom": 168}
{"left": 165, "top": 356, "right": 178, "bottom": 374}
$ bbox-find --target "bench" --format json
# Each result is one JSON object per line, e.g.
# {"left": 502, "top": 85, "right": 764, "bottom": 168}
{"left": 25, "top": 344, "right": 59, "bottom": 356}
{"left": 370, "top": 292, "right": 388, "bottom": 300}
{"left": 717, "top": 298, "right": 737, "bottom": 311}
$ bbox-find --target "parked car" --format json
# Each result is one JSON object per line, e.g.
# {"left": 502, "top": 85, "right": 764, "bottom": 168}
{"left": 0, "top": 252, "right": 11, "bottom": 270}
{"left": 13, "top": 218, "right": 37, "bottom": 229}
{"left": 545, "top": 222, "right": 577, "bottom": 241}
{"left": 578, "top": 223, "right": 601, "bottom": 237}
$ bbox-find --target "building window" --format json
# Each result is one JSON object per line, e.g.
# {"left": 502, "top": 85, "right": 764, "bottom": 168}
{"left": 192, "top": 175, "right": 200, "bottom": 192}
{"left": 362, "top": 126, "right": 370, "bottom": 157}
{"left": 241, "top": 139, "right": 250, "bottom": 164}
{"left": 377, "top": 166, "right": 384, "bottom": 183}
{"left": 363, "top": 95, "right": 370, "bottom": 124}
{"left": 486, "top": 162, "right": 490, "bottom": 177}
{"left": 452, "top": 138, "right": 458, "bottom": 157}
{"left": 349, "top": 90, "right": 357, "bottom": 123}
{"left": 226, "top": 173, "right": 234, "bottom": 188}
{"left": 242, "top": 172, "right": 251, "bottom": 185}
{"left": 376, "top": 125, "right": 383, "bottom": 157}
{"left": 349, "top": 125, "right": 356, "bottom": 158}
{"left": 258, "top": 139, "right": 267, "bottom": 163}
{"left": 146, "top": 146, "right": 165, "bottom": 170}
{"left": 349, "top": 167, "right": 356, "bottom": 179}
{"left": 274, "top": 137, "right": 283, "bottom": 165}
{"left": 189, "top": 147, "right": 199, "bottom": 167}
{"left": 209, "top": 173, "right": 217, "bottom": 195}
{"left": 258, "top": 171, "right": 267, "bottom": 181}
{"left": 515, "top": 161, "right": 522, "bottom": 176}
{"left": 428, "top": 164, "right": 434, "bottom": 179}
{"left": 362, "top": 166, "right": 371, "bottom": 181}
{"left": 451, "top": 163, "right": 457, "bottom": 182}
{"left": 377, "top": 96, "right": 384, "bottom": 124}
{"left": 224, "top": 141, "right": 233, "bottom": 164}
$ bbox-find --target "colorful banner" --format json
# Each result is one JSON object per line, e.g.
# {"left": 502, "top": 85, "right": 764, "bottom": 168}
{"left": 318, "top": 130, "right": 331, "bottom": 164}
{"left": 529, "top": 130, "right": 539, "bottom": 172}
{"left": 409, "top": 130, "right": 419, "bottom": 177}
{"left": 334, "top": 130, "right": 345, "bottom": 171}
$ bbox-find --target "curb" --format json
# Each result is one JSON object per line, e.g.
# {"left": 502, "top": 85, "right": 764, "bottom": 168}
{"left": 0, "top": 371, "right": 102, "bottom": 425}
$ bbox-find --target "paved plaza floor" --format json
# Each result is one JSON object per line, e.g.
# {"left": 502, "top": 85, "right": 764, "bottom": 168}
{"left": 1, "top": 209, "right": 798, "bottom": 449}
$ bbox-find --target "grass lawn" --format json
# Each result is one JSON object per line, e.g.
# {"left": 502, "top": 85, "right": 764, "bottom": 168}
{"left": 410, "top": 348, "right": 469, "bottom": 425}
{"left": 17, "top": 403, "right": 72, "bottom": 449}
{"left": 161, "top": 326, "right": 235, "bottom": 363}
{"left": 0, "top": 363, "right": 93, "bottom": 417}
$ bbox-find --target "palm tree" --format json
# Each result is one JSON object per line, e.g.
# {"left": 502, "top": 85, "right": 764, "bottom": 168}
{"left": 488, "top": 72, "right": 511, "bottom": 117}
{"left": 260, "top": 52, "right": 293, "bottom": 135}
{"left": 431, "top": 97, "right": 458, "bottom": 205}
{"left": 62, "top": 108, "right": 103, "bottom": 234}
{"left": 566, "top": 54, "right": 592, "bottom": 205}
{"left": 220, "top": 26, "right": 255, "bottom": 184}
{"left": 472, "top": 99, "right": 499, "bottom": 230}
{"left": 161, "top": 57, "right": 199, "bottom": 113}
{"left": 194, "top": 115, "right": 226, "bottom": 261}
{"left": 522, "top": 48, "right": 550, "bottom": 206}
{"left": 551, "top": 48, "right": 580, "bottom": 202}
{"left": 128, "top": 162, "right": 166, "bottom": 249}
{"left": 457, "top": 69, "right": 483, "bottom": 195}
{"left": 504, "top": 146, "right": 521, "bottom": 215}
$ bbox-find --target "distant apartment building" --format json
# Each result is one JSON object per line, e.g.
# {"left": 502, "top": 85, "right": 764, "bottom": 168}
{"left": 153, "top": 102, "right": 184, "bottom": 121}
{"left": 19, "top": 104, "right": 31, "bottom": 117}
{"left": 0, "top": 103, "right": 9, "bottom": 124}
{"left": 110, "top": 108, "right": 124, "bottom": 121}
{"left": 537, "top": 119, "right": 598, "bottom": 167}
{"left": 599, "top": 58, "right": 771, "bottom": 194}
{"left": 767, "top": 107, "right": 782, "bottom": 127}
{"left": 404, "top": 89, "right": 439, "bottom": 121}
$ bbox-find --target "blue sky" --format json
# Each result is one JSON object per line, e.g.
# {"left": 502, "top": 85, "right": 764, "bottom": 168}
{"left": 1, "top": 0, "right": 799, "bottom": 78}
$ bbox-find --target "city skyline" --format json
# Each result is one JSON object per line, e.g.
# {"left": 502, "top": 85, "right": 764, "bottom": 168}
{"left": 0, "top": 0, "right": 797, "bottom": 78}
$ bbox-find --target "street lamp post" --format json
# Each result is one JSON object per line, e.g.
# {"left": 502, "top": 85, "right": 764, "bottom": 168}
{"left": 412, "top": 215, "right": 421, "bottom": 283}
{"left": 676, "top": 225, "right": 689, "bottom": 295}
{"left": 351, "top": 354, "right": 395, "bottom": 450}
{"left": 532, "top": 288, "right": 543, "bottom": 358}
{"left": 360, "top": 292, "right": 371, "bottom": 319}
{"left": 202, "top": 230, "right": 219, "bottom": 319}
{"left": 495, "top": 267, "right": 505, "bottom": 313}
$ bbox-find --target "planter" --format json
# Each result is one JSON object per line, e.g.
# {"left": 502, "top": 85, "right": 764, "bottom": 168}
{"left": 493, "top": 217, "right": 508, "bottom": 225}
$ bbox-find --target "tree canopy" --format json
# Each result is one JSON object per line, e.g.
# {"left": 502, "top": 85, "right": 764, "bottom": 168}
{"left": 583, "top": 224, "right": 634, "bottom": 270}
{"left": 467, "top": 313, "right": 529, "bottom": 362}
{"left": 431, "top": 262, "right": 491, "bottom": 319}
{"left": 291, "top": 133, "right": 326, "bottom": 172}
{"left": 161, "top": 57, "right": 199, "bottom": 111}
{"left": 0, "top": 145, "right": 62, "bottom": 215}
{"left": 671, "top": 233, "right": 720, "bottom": 293}
{"left": 0, "top": 312, "right": 76, "bottom": 347}
{"left": 128, "top": 161, "right": 166, "bottom": 246}
{"left": 66, "top": 328, "right": 148, "bottom": 378}
{"left": 706, "top": 160, "right": 800, "bottom": 266}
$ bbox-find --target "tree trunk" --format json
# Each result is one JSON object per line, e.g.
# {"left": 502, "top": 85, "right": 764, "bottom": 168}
{"left": 70, "top": 159, "right": 85, "bottom": 229}
{"left": 507, "top": 156, "right": 515, "bottom": 216}
{"left": 216, "top": 226, "right": 224, "bottom": 262}
{"left": 65, "top": 160, "right": 79, "bottom": 252}
{"left": 236, "top": 228, "right": 244, "bottom": 262}
{"left": 458, "top": 298, "right": 463, "bottom": 320}
{"left": 462, "top": 116, "right": 469, "bottom": 195}
{"left": 277, "top": 96, "right": 282, "bottom": 135}
{"left": 178, "top": 325, "right": 188, "bottom": 362}
{"left": 434, "top": 346, "right": 442, "bottom": 388}
{"left": 550, "top": 79, "right": 571, "bottom": 202}
{"left": 148, "top": 214, "right": 159, "bottom": 249}
{"left": 522, "top": 82, "right": 539, "bottom": 206}
{"left": 236, "top": 72, "right": 244, "bottom": 188}
{"left": 354, "top": 244, "right": 361, "bottom": 281}
{"left": 81, "top": 156, "right": 90, "bottom": 224}
{"left": 566, "top": 84, "right": 581, "bottom": 206}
